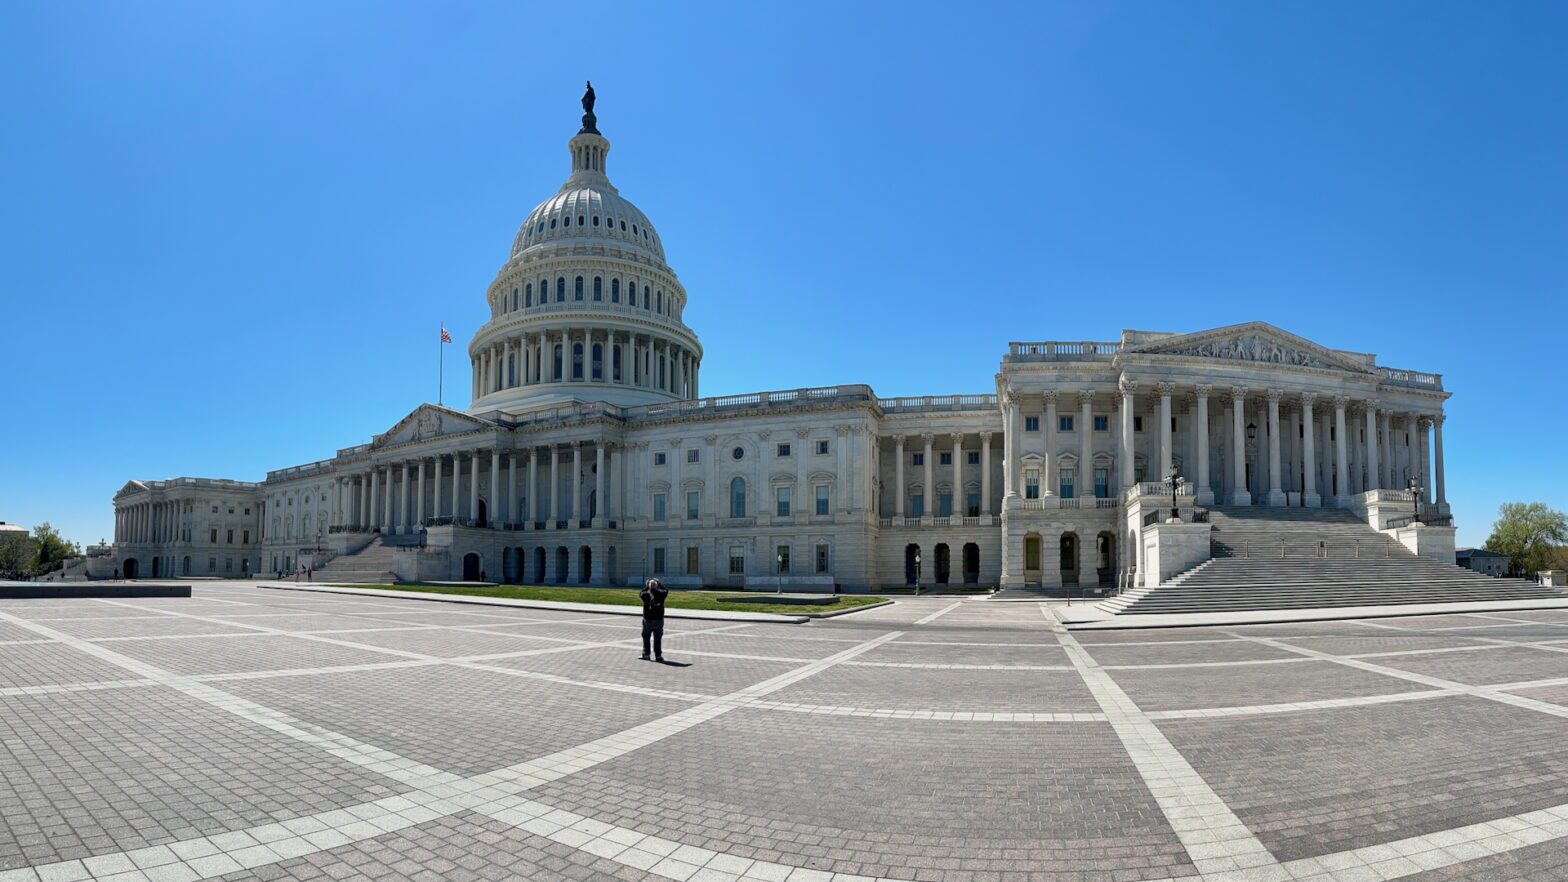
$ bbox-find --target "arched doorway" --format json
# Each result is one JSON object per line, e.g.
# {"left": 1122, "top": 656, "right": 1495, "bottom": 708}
{"left": 1023, "top": 534, "right": 1041, "bottom": 584}
{"left": 580, "top": 547, "right": 592, "bottom": 584}
{"left": 502, "top": 548, "right": 522, "bottom": 584}
{"left": 534, "top": 546, "right": 547, "bottom": 583}
{"left": 183, "top": 556, "right": 192, "bottom": 576}
{"left": 904, "top": 544, "right": 921, "bottom": 586}
{"left": 1096, "top": 532, "right": 1116, "bottom": 587}
{"left": 963, "top": 543, "right": 980, "bottom": 585}
{"left": 462, "top": 552, "right": 481, "bottom": 582}
{"left": 477, "top": 499, "right": 489, "bottom": 528}
{"left": 934, "top": 543, "right": 951, "bottom": 585}
{"left": 150, "top": 557, "right": 160, "bottom": 578}
{"left": 555, "top": 546, "right": 569, "bottom": 584}
{"left": 1060, "top": 533, "right": 1080, "bottom": 586}
{"left": 123, "top": 558, "right": 138, "bottom": 580}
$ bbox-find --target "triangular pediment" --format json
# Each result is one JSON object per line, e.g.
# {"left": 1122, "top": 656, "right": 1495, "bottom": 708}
{"left": 1124, "top": 322, "right": 1374, "bottom": 373}
{"left": 373, "top": 404, "right": 494, "bottom": 449}
{"left": 114, "top": 480, "right": 149, "bottom": 498}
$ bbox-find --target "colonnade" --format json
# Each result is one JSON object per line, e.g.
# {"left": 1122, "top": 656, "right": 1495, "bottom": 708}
{"left": 999, "top": 381, "right": 1447, "bottom": 508}
{"left": 114, "top": 499, "right": 181, "bottom": 545}
{"left": 332, "top": 442, "right": 624, "bottom": 534}
{"left": 472, "top": 329, "right": 698, "bottom": 401}
{"left": 889, "top": 431, "right": 994, "bottom": 519}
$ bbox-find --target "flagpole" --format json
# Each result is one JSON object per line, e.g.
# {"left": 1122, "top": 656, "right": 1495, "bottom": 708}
{"left": 438, "top": 320, "right": 444, "bottom": 407}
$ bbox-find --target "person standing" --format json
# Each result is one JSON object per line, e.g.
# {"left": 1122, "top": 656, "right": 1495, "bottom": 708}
{"left": 639, "top": 578, "right": 668, "bottom": 662}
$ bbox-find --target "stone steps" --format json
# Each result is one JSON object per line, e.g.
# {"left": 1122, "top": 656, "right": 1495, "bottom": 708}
{"left": 313, "top": 537, "right": 404, "bottom": 584}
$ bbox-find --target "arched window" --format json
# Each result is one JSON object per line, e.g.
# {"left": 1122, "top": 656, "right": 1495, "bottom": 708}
{"left": 730, "top": 477, "right": 746, "bottom": 518}
{"left": 525, "top": 283, "right": 533, "bottom": 307}
{"left": 656, "top": 291, "right": 663, "bottom": 313}
{"left": 612, "top": 345, "right": 622, "bottom": 382}
{"left": 592, "top": 215, "right": 600, "bottom": 227}
{"left": 511, "top": 287, "right": 518, "bottom": 310}
{"left": 593, "top": 277, "right": 602, "bottom": 301}
{"left": 644, "top": 285, "right": 652, "bottom": 310}
{"left": 620, "top": 219, "right": 626, "bottom": 231}
{"left": 591, "top": 343, "right": 603, "bottom": 380}
{"left": 629, "top": 283, "right": 638, "bottom": 307}
{"left": 574, "top": 276, "right": 584, "bottom": 300}
{"left": 556, "top": 277, "right": 566, "bottom": 302}
{"left": 632, "top": 224, "right": 639, "bottom": 237}
{"left": 611, "top": 278, "right": 620, "bottom": 302}
{"left": 550, "top": 217, "right": 557, "bottom": 229}
{"left": 563, "top": 214, "right": 571, "bottom": 227}
{"left": 577, "top": 215, "right": 585, "bottom": 226}
{"left": 572, "top": 343, "right": 584, "bottom": 380}
{"left": 552, "top": 344, "right": 562, "bottom": 380}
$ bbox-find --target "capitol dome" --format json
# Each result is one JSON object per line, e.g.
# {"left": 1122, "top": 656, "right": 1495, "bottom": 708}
{"left": 466, "top": 88, "right": 702, "bottom": 415}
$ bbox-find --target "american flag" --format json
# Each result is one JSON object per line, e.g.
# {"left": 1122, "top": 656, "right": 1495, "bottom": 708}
{"left": 440, "top": 326, "right": 452, "bottom": 344}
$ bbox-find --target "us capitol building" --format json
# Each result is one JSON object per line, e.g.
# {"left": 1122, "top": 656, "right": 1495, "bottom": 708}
{"left": 109, "top": 90, "right": 1453, "bottom": 590}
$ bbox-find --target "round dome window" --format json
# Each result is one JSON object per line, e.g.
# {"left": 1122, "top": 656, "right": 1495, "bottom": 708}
{"left": 732, "top": 447, "right": 744, "bottom": 460}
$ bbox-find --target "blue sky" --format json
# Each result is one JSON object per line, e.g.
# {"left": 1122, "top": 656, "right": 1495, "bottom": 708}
{"left": 2, "top": 1, "right": 1564, "bottom": 548}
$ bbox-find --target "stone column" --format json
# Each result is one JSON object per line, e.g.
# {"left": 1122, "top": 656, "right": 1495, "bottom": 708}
{"left": 451, "top": 453, "right": 461, "bottom": 521}
{"left": 1433, "top": 415, "right": 1446, "bottom": 505}
{"left": 894, "top": 436, "right": 905, "bottom": 518}
{"left": 1044, "top": 392, "right": 1059, "bottom": 496}
{"left": 1265, "top": 390, "right": 1284, "bottom": 505}
{"left": 368, "top": 469, "right": 380, "bottom": 531}
{"left": 1230, "top": 387, "right": 1250, "bottom": 505}
{"left": 469, "top": 449, "right": 481, "bottom": 523}
{"left": 610, "top": 444, "right": 623, "bottom": 523}
{"left": 1119, "top": 379, "right": 1136, "bottom": 494}
{"left": 1157, "top": 383, "right": 1174, "bottom": 481}
{"left": 1002, "top": 396, "right": 1018, "bottom": 499}
{"left": 529, "top": 448, "right": 541, "bottom": 526}
{"left": 433, "top": 456, "right": 443, "bottom": 520}
{"left": 1078, "top": 391, "right": 1094, "bottom": 498}
{"left": 489, "top": 449, "right": 501, "bottom": 527}
{"left": 979, "top": 432, "right": 992, "bottom": 515}
{"left": 1418, "top": 417, "right": 1433, "bottom": 504}
{"left": 1333, "top": 396, "right": 1350, "bottom": 506}
{"left": 1298, "top": 394, "right": 1316, "bottom": 507}
{"left": 1363, "top": 402, "right": 1380, "bottom": 492}
{"left": 595, "top": 443, "right": 607, "bottom": 526}
{"left": 1194, "top": 385, "right": 1212, "bottom": 505}
{"left": 397, "top": 463, "right": 409, "bottom": 533}
{"left": 921, "top": 434, "right": 934, "bottom": 521}
{"left": 380, "top": 467, "right": 392, "bottom": 531}
{"left": 1380, "top": 412, "right": 1393, "bottom": 490}
{"left": 571, "top": 444, "right": 583, "bottom": 526}
{"left": 508, "top": 453, "right": 517, "bottom": 524}
{"left": 951, "top": 433, "right": 964, "bottom": 519}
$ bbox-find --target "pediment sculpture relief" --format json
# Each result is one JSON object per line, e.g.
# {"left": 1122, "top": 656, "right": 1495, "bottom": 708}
{"left": 1165, "top": 334, "right": 1334, "bottom": 369}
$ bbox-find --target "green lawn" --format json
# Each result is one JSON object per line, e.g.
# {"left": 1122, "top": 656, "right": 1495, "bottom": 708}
{"left": 333, "top": 583, "right": 889, "bottom": 616}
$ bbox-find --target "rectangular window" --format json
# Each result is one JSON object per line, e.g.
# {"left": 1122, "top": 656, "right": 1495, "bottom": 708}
{"left": 210, "top": 528, "right": 217, "bottom": 544}
{"left": 815, "top": 440, "right": 829, "bottom": 455}
{"left": 729, "top": 547, "right": 745, "bottom": 575}
{"left": 1024, "top": 416, "right": 1040, "bottom": 432}
{"left": 912, "top": 453, "right": 924, "bottom": 466}
{"left": 652, "top": 547, "right": 666, "bottom": 575}
{"left": 815, "top": 544, "right": 830, "bottom": 573}
{"left": 1172, "top": 416, "right": 1178, "bottom": 433}
{"left": 938, "top": 493, "right": 953, "bottom": 517}
{"left": 966, "top": 493, "right": 980, "bottom": 517}
{"left": 226, "top": 529, "right": 233, "bottom": 544}
{"left": 777, "top": 443, "right": 791, "bottom": 458}
{"left": 208, "top": 557, "right": 216, "bottom": 573}
{"left": 654, "top": 452, "right": 667, "bottom": 466}
{"left": 1025, "top": 469, "right": 1040, "bottom": 500}
{"left": 686, "top": 491, "right": 699, "bottom": 521}
{"left": 1059, "top": 416, "right": 1074, "bottom": 432}
{"left": 1094, "top": 415, "right": 1109, "bottom": 431}
{"left": 686, "top": 546, "right": 699, "bottom": 575}
{"left": 1059, "top": 468, "right": 1075, "bottom": 499}
{"left": 224, "top": 558, "right": 232, "bottom": 573}
{"left": 776, "top": 545, "right": 790, "bottom": 574}
{"left": 967, "top": 451, "right": 980, "bottom": 465}
{"left": 686, "top": 448, "right": 700, "bottom": 464}
{"left": 242, "top": 530, "right": 249, "bottom": 544}
{"left": 653, "top": 493, "right": 667, "bottom": 522}
{"left": 911, "top": 494, "right": 925, "bottom": 517}
{"left": 1094, "top": 467, "right": 1109, "bottom": 499}
{"left": 815, "top": 485, "right": 829, "bottom": 515}
{"left": 1135, "top": 416, "right": 1143, "bottom": 432}
{"left": 776, "top": 486, "right": 791, "bottom": 517}
{"left": 939, "top": 452, "right": 952, "bottom": 466}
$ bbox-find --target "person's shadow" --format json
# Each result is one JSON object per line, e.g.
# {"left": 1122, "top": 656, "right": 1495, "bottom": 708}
{"left": 653, "top": 659, "right": 691, "bottom": 667}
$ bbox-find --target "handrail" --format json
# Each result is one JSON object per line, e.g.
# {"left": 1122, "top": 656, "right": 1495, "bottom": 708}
{"left": 1212, "top": 538, "right": 1401, "bottom": 559}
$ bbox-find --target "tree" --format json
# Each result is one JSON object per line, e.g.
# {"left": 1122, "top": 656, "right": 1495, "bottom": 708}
{"left": 28, "top": 523, "right": 79, "bottom": 577}
{"left": 1484, "top": 503, "right": 1568, "bottom": 577}
{"left": 0, "top": 531, "right": 33, "bottom": 580}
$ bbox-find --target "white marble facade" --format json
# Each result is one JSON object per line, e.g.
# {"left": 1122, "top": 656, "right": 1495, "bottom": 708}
{"left": 112, "top": 105, "right": 1451, "bottom": 590}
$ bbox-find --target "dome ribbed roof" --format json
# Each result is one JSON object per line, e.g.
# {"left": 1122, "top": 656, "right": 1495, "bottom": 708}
{"left": 511, "top": 182, "right": 663, "bottom": 261}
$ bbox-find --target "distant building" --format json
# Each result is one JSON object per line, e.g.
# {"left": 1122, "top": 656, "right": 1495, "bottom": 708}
{"left": 1456, "top": 547, "right": 1508, "bottom": 577}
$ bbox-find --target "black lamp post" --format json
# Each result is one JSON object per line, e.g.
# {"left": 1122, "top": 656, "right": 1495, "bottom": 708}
{"left": 1165, "top": 469, "right": 1183, "bottom": 522}
{"left": 914, "top": 550, "right": 922, "bottom": 596}
{"left": 1406, "top": 476, "right": 1424, "bottom": 525}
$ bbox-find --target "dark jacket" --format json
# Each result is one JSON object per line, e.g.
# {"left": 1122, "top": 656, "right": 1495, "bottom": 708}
{"left": 639, "top": 583, "right": 668, "bottom": 620}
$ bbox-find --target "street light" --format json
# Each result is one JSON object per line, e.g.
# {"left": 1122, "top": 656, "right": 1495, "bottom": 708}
{"left": 1406, "top": 476, "right": 1424, "bottom": 525}
{"left": 776, "top": 551, "right": 784, "bottom": 595}
{"left": 914, "top": 550, "right": 922, "bottom": 596}
{"left": 1165, "top": 469, "right": 1183, "bottom": 523}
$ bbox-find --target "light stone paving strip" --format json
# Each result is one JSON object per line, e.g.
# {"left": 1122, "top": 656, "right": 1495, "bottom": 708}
{"left": 911, "top": 601, "right": 964, "bottom": 625}
{"left": 0, "top": 605, "right": 908, "bottom": 882}
{"left": 1055, "top": 626, "right": 1283, "bottom": 878}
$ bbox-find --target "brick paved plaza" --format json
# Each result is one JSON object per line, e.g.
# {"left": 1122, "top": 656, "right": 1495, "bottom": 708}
{"left": 4, "top": 590, "right": 1568, "bottom": 881}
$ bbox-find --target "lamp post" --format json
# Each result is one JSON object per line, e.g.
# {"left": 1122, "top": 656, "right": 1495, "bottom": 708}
{"left": 776, "top": 551, "right": 784, "bottom": 595}
{"left": 914, "top": 550, "right": 922, "bottom": 596}
{"left": 1407, "top": 476, "right": 1424, "bottom": 525}
{"left": 1165, "top": 469, "right": 1183, "bottom": 523}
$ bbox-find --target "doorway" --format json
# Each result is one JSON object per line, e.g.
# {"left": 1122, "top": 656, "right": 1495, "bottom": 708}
{"left": 462, "top": 552, "right": 481, "bottom": 582}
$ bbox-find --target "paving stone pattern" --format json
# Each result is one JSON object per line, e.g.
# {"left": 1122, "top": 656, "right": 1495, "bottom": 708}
{"left": 4, "top": 591, "right": 1568, "bottom": 881}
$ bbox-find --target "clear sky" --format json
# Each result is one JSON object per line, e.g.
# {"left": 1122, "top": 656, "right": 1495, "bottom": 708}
{"left": 2, "top": 1, "right": 1565, "bottom": 549}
